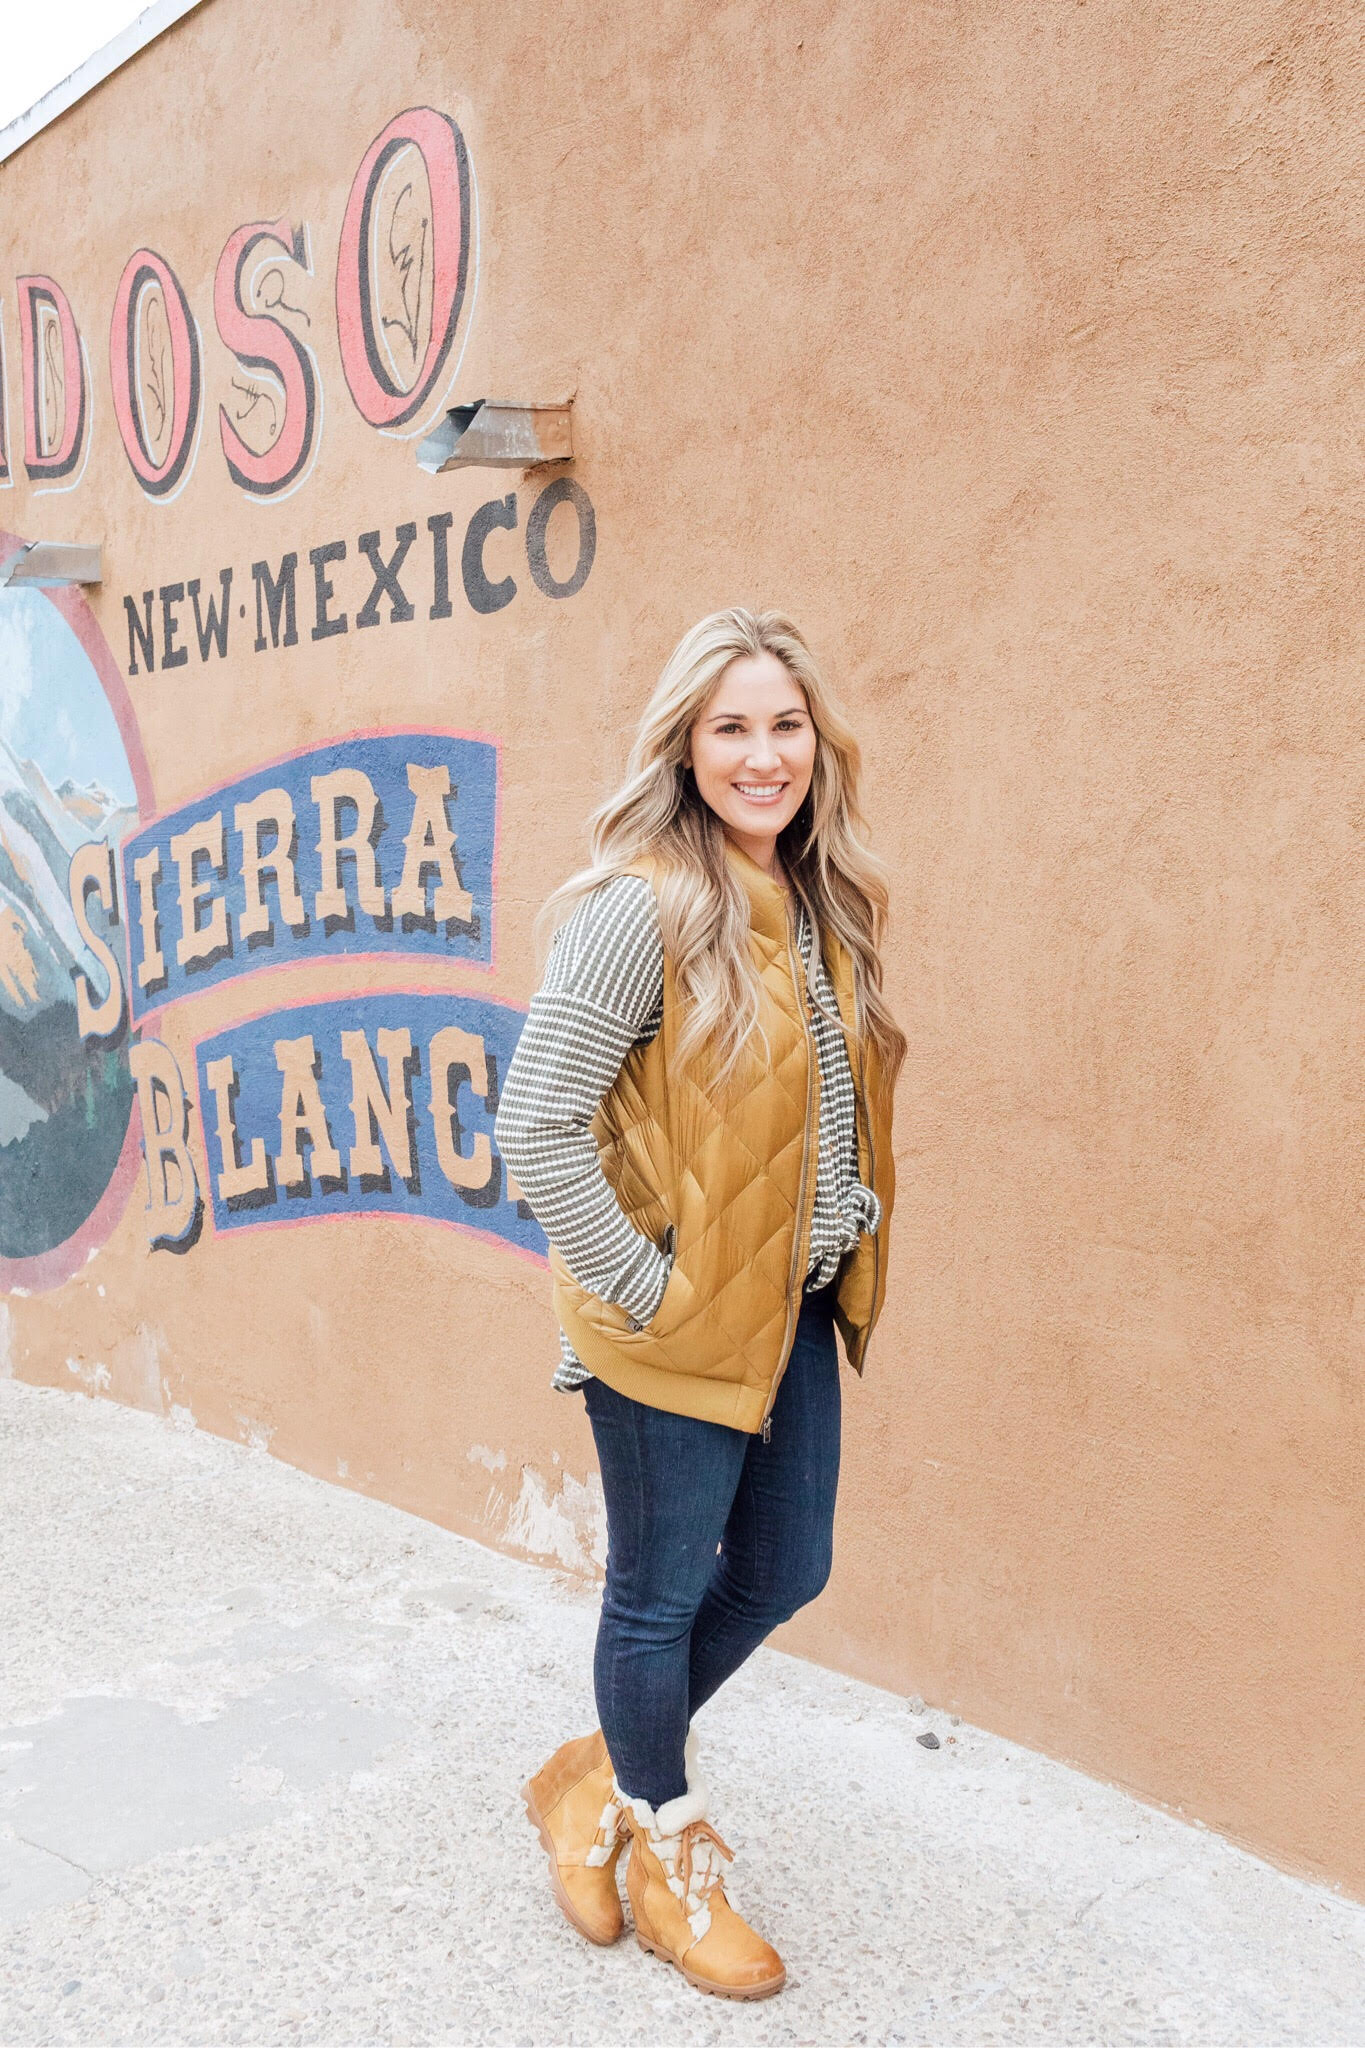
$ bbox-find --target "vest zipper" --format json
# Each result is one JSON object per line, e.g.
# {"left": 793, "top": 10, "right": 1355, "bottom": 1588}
{"left": 852, "top": 975, "right": 880, "bottom": 1377}
{"left": 758, "top": 901, "right": 819, "bottom": 1432}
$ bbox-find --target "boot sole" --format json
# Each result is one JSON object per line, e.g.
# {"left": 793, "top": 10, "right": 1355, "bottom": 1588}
{"left": 520, "top": 1780, "right": 625, "bottom": 1947}
{"left": 635, "top": 1930, "right": 787, "bottom": 2001}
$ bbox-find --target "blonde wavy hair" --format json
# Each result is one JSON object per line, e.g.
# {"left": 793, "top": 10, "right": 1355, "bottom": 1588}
{"left": 537, "top": 607, "right": 906, "bottom": 1096}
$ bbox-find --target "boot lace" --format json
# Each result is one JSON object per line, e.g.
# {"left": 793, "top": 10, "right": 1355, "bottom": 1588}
{"left": 671, "top": 1819, "right": 734, "bottom": 1936}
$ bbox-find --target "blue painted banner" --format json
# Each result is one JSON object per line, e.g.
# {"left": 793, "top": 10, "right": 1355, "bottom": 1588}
{"left": 121, "top": 731, "right": 497, "bottom": 1023}
{"left": 193, "top": 990, "right": 544, "bottom": 1256}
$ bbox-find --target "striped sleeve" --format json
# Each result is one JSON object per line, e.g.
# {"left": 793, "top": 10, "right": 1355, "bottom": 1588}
{"left": 494, "top": 874, "right": 672, "bottom": 1325}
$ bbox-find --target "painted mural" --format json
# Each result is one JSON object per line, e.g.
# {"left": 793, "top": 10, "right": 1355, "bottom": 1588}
{"left": 0, "top": 568, "right": 145, "bottom": 1270}
{"left": 17, "top": 106, "right": 478, "bottom": 505}
{"left": 194, "top": 991, "right": 538, "bottom": 1251}
{"left": 118, "top": 476, "right": 596, "bottom": 683}
{"left": 122, "top": 732, "right": 498, "bottom": 1021}
{"left": 0, "top": 97, "right": 594, "bottom": 1289}
{"left": 108, "top": 731, "right": 526, "bottom": 1264}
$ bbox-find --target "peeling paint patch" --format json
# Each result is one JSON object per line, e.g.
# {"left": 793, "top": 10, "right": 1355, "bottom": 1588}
{"left": 130, "top": 1325, "right": 165, "bottom": 1415}
{"left": 65, "top": 1355, "right": 111, "bottom": 1392}
{"left": 168, "top": 1403, "right": 197, "bottom": 1433}
{"left": 238, "top": 1416, "right": 274, "bottom": 1452}
{"left": 502, "top": 1465, "right": 606, "bottom": 1574}
{"left": 337, "top": 1459, "right": 350, "bottom": 1479}
{"left": 467, "top": 1443, "right": 507, "bottom": 1472}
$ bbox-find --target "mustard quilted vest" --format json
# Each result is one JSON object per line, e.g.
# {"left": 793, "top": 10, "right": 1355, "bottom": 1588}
{"left": 550, "top": 839, "right": 895, "bottom": 1431}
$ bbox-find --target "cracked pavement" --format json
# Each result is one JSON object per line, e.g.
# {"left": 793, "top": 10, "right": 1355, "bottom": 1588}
{"left": 3, "top": 1375, "right": 1365, "bottom": 2046}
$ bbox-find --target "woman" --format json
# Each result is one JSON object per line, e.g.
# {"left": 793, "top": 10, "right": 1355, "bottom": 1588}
{"left": 495, "top": 607, "right": 903, "bottom": 2000}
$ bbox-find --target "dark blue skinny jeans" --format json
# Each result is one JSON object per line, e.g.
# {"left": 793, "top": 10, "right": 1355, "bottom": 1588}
{"left": 581, "top": 1284, "right": 841, "bottom": 1807}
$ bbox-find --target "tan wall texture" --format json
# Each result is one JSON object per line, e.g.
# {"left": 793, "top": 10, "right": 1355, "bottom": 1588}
{"left": 2, "top": 0, "right": 1363, "bottom": 1897}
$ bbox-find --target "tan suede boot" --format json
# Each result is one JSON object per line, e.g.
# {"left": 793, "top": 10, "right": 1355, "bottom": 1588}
{"left": 618, "top": 1761, "right": 786, "bottom": 2001}
{"left": 521, "top": 1730, "right": 629, "bottom": 1944}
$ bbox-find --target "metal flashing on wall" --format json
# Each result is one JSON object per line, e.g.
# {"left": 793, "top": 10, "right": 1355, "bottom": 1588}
{"left": 417, "top": 400, "right": 574, "bottom": 474}
{"left": 0, "top": 542, "right": 103, "bottom": 588}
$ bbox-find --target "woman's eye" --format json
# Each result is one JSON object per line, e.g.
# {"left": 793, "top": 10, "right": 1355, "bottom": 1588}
{"left": 715, "top": 719, "right": 803, "bottom": 734}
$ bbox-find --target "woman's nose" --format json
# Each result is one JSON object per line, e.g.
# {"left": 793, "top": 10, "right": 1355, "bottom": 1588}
{"left": 743, "top": 734, "right": 781, "bottom": 770}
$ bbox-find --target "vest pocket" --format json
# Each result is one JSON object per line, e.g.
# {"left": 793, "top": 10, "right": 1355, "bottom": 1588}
{"left": 576, "top": 1223, "right": 687, "bottom": 1345}
{"left": 622, "top": 1220, "right": 678, "bottom": 1332}
{"left": 621, "top": 1254, "right": 687, "bottom": 1339}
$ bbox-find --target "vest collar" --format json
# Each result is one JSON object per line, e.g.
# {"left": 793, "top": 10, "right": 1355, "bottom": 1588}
{"left": 722, "top": 835, "right": 791, "bottom": 944}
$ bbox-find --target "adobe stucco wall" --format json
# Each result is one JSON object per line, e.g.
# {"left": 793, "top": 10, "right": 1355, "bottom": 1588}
{"left": 2, "top": 0, "right": 1362, "bottom": 1897}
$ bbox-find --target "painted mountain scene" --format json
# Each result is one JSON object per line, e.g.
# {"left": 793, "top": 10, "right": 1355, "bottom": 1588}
{"left": 0, "top": 586, "right": 139, "bottom": 1265}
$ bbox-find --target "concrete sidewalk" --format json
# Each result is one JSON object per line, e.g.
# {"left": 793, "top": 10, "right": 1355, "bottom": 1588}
{"left": 1, "top": 1379, "right": 1363, "bottom": 2048}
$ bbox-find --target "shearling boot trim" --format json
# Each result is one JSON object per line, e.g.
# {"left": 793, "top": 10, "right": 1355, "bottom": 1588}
{"left": 613, "top": 1724, "right": 709, "bottom": 1837}
{"left": 614, "top": 1779, "right": 709, "bottom": 1837}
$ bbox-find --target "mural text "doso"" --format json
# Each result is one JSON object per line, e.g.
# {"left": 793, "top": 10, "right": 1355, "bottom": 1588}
{"left": 3, "top": 107, "right": 477, "bottom": 502}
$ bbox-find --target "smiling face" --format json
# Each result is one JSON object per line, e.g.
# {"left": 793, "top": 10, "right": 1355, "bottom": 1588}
{"left": 684, "top": 651, "right": 818, "bottom": 875}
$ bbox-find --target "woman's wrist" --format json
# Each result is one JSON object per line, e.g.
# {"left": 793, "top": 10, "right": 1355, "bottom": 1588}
{"left": 613, "top": 1241, "right": 675, "bottom": 1327}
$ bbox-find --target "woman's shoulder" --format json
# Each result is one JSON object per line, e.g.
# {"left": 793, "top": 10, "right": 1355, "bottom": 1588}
{"left": 543, "top": 871, "right": 664, "bottom": 1008}
{"left": 553, "top": 869, "right": 660, "bottom": 941}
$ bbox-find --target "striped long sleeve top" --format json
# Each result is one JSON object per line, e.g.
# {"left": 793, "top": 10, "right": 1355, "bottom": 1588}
{"left": 494, "top": 873, "right": 882, "bottom": 1391}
